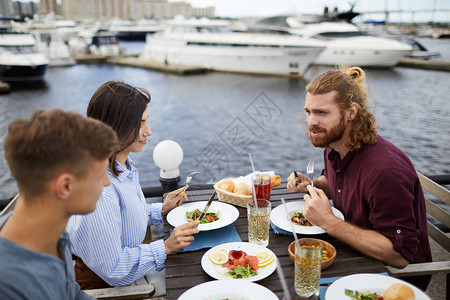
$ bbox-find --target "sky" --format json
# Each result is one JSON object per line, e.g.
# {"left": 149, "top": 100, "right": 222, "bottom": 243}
{"left": 172, "top": 0, "right": 450, "bottom": 23}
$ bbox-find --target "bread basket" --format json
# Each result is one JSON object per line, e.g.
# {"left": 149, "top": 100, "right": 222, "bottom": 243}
{"left": 214, "top": 179, "right": 252, "bottom": 207}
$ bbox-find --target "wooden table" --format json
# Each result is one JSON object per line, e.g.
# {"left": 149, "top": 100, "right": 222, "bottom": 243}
{"left": 164, "top": 184, "right": 386, "bottom": 299}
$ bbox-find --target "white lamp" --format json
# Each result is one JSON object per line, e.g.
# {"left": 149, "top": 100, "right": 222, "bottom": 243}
{"left": 153, "top": 140, "right": 184, "bottom": 179}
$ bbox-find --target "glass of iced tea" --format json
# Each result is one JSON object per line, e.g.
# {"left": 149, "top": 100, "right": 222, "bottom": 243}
{"left": 252, "top": 173, "right": 271, "bottom": 201}
{"left": 247, "top": 199, "right": 271, "bottom": 247}
{"left": 294, "top": 239, "right": 322, "bottom": 298}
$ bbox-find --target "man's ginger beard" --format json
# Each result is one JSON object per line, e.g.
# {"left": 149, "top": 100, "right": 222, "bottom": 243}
{"left": 308, "top": 114, "right": 347, "bottom": 148}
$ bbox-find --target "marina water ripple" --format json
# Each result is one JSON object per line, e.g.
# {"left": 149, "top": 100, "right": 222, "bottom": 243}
{"left": 0, "top": 39, "right": 449, "bottom": 200}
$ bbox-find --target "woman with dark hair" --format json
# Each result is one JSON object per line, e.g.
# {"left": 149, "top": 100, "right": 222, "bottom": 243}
{"left": 67, "top": 81, "right": 199, "bottom": 293}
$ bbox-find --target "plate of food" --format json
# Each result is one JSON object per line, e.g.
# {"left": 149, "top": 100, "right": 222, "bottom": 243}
{"left": 166, "top": 201, "right": 239, "bottom": 231}
{"left": 325, "top": 273, "right": 430, "bottom": 300}
{"left": 270, "top": 200, "right": 344, "bottom": 235}
{"left": 178, "top": 280, "right": 278, "bottom": 300}
{"left": 201, "top": 242, "right": 277, "bottom": 282}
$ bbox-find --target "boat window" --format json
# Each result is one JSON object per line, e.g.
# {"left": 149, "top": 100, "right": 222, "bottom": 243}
{"left": 315, "top": 31, "right": 367, "bottom": 39}
{"left": 91, "top": 36, "right": 118, "bottom": 46}
{"left": 1, "top": 45, "right": 38, "bottom": 54}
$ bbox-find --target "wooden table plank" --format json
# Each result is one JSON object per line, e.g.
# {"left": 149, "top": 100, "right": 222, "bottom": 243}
{"left": 164, "top": 187, "right": 385, "bottom": 299}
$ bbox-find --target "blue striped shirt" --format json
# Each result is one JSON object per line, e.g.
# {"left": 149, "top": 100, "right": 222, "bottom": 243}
{"left": 67, "top": 158, "right": 166, "bottom": 286}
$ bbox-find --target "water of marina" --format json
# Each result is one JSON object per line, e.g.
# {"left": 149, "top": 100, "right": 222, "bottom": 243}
{"left": 0, "top": 38, "right": 449, "bottom": 202}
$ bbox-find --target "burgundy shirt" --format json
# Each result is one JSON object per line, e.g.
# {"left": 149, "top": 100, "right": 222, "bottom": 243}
{"left": 323, "top": 135, "right": 431, "bottom": 290}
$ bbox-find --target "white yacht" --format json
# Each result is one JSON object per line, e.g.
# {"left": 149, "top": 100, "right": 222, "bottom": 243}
{"left": 109, "top": 19, "right": 160, "bottom": 40}
{"left": 24, "top": 19, "right": 75, "bottom": 67}
{"left": 252, "top": 17, "right": 413, "bottom": 67}
{"left": 0, "top": 26, "right": 49, "bottom": 82}
{"left": 69, "top": 27, "right": 122, "bottom": 57}
{"left": 140, "top": 18, "right": 326, "bottom": 77}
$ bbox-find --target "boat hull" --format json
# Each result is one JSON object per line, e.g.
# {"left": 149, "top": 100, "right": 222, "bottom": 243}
{"left": 0, "top": 64, "right": 48, "bottom": 82}
{"left": 312, "top": 36, "right": 412, "bottom": 67}
{"left": 141, "top": 39, "right": 324, "bottom": 77}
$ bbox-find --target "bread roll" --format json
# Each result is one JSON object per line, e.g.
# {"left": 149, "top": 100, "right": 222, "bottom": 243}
{"left": 218, "top": 178, "right": 235, "bottom": 192}
{"left": 234, "top": 182, "right": 251, "bottom": 195}
{"left": 383, "top": 283, "right": 415, "bottom": 300}
{"left": 270, "top": 175, "right": 281, "bottom": 188}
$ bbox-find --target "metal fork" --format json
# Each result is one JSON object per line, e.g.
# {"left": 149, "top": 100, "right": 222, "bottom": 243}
{"left": 307, "top": 160, "right": 315, "bottom": 187}
{"left": 177, "top": 171, "right": 199, "bottom": 205}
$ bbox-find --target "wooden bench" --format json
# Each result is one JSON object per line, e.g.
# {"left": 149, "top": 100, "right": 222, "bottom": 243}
{"left": 385, "top": 172, "right": 450, "bottom": 294}
{"left": 84, "top": 284, "right": 155, "bottom": 300}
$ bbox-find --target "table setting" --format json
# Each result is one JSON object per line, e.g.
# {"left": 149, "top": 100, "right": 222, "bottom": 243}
{"left": 164, "top": 160, "right": 424, "bottom": 299}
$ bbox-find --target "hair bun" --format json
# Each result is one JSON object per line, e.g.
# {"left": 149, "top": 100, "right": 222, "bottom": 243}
{"left": 348, "top": 67, "right": 364, "bottom": 80}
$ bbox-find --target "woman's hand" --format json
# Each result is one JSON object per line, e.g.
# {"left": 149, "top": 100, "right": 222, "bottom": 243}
{"left": 164, "top": 221, "right": 199, "bottom": 255}
{"left": 162, "top": 186, "right": 188, "bottom": 215}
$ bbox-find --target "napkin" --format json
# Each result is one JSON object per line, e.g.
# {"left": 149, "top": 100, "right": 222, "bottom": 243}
{"left": 232, "top": 171, "right": 275, "bottom": 188}
{"left": 175, "top": 224, "right": 242, "bottom": 252}
{"left": 270, "top": 221, "right": 292, "bottom": 235}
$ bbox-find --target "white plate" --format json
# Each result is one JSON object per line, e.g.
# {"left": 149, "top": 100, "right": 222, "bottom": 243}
{"left": 166, "top": 201, "right": 239, "bottom": 231}
{"left": 270, "top": 200, "right": 344, "bottom": 235}
{"left": 201, "top": 242, "right": 277, "bottom": 282}
{"left": 178, "top": 280, "right": 278, "bottom": 300}
{"left": 325, "top": 273, "right": 430, "bottom": 300}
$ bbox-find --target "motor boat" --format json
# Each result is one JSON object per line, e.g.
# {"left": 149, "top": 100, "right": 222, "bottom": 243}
{"left": 140, "top": 18, "right": 326, "bottom": 77}
{"left": 69, "top": 27, "right": 122, "bottom": 57}
{"left": 24, "top": 19, "right": 75, "bottom": 67}
{"left": 109, "top": 19, "right": 160, "bottom": 40}
{"left": 251, "top": 16, "right": 413, "bottom": 67}
{"left": 55, "top": 19, "right": 79, "bottom": 43}
{"left": 0, "top": 24, "right": 49, "bottom": 82}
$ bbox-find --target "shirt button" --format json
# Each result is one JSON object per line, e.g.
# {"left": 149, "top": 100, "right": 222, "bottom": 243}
{"left": 337, "top": 189, "right": 341, "bottom": 193}
{"left": 397, "top": 229, "right": 401, "bottom": 234}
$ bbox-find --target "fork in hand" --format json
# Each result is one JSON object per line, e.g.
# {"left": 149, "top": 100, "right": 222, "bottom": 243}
{"left": 307, "top": 160, "right": 315, "bottom": 188}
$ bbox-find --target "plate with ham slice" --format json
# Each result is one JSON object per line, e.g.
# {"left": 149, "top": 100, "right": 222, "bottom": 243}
{"left": 201, "top": 242, "right": 277, "bottom": 282}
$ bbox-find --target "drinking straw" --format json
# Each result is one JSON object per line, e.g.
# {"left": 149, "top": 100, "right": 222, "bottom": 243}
{"left": 276, "top": 259, "right": 291, "bottom": 300}
{"left": 281, "top": 197, "right": 299, "bottom": 247}
{"left": 248, "top": 153, "right": 258, "bottom": 209}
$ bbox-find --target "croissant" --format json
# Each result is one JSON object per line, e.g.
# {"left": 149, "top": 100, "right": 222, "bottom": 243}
{"left": 270, "top": 175, "right": 281, "bottom": 188}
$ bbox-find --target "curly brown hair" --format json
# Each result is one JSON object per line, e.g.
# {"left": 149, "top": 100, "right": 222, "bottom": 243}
{"left": 306, "top": 64, "right": 378, "bottom": 151}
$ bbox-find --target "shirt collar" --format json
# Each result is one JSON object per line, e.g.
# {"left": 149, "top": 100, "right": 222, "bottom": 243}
{"left": 114, "top": 157, "right": 137, "bottom": 182}
{"left": 327, "top": 148, "right": 356, "bottom": 173}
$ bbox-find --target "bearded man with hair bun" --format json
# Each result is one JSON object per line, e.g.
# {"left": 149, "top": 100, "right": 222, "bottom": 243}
{"left": 287, "top": 65, "right": 432, "bottom": 291}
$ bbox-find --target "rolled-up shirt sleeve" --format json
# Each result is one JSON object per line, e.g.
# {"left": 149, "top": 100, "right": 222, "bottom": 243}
{"left": 147, "top": 202, "right": 163, "bottom": 226}
{"left": 366, "top": 168, "right": 420, "bottom": 262}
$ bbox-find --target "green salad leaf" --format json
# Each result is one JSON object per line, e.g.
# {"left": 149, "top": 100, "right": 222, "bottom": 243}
{"left": 344, "top": 289, "right": 381, "bottom": 300}
{"left": 228, "top": 265, "right": 257, "bottom": 279}
{"left": 185, "top": 209, "right": 219, "bottom": 223}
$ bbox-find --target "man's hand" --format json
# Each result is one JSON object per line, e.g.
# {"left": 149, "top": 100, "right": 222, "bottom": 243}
{"left": 303, "top": 185, "right": 336, "bottom": 228}
{"left": 162, "top": 186, "right": 188, "bottom": 215}
{"left": 286, "top": 171, "right": 311, "bottom": 193}
{"left": 164, "top": 221, "right": 199, "bottom": 255}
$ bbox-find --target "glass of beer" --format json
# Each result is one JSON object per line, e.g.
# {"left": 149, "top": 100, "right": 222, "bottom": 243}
{"left": 247, "top": 199, "right": 271, "bottom": 247}
{"left": 294, "top": 238, "right": 322, "bottom": 298}
{"left": 252, "top": 173, "right": 271, "bottom": 201}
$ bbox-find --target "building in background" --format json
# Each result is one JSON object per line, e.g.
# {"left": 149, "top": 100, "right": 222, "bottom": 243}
{"left": 42, "top": 0, "right": 215, "bottom": 21}
{"left": 0, "top": 0, "right": 14, "bottom": 17}
{"left": 12, "top": 1, "right": 39, "bottom": 17}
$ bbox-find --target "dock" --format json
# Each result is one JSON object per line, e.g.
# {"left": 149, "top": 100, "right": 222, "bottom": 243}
{"left": 106, "top": 57, "right": 209, "bottom": 75}
{"left": 0, "top": 81, "right": 10, "bottom": 94}
{"left": 398, "top": 57, "right": 450, "bottom": 72}
{"left": 73, "top": 55, "right": 109, "bottom": 64}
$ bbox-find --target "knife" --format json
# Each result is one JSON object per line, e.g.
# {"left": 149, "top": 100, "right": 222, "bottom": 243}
{"left": 194, "top": 191, "right": 216, "bottom": 228}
